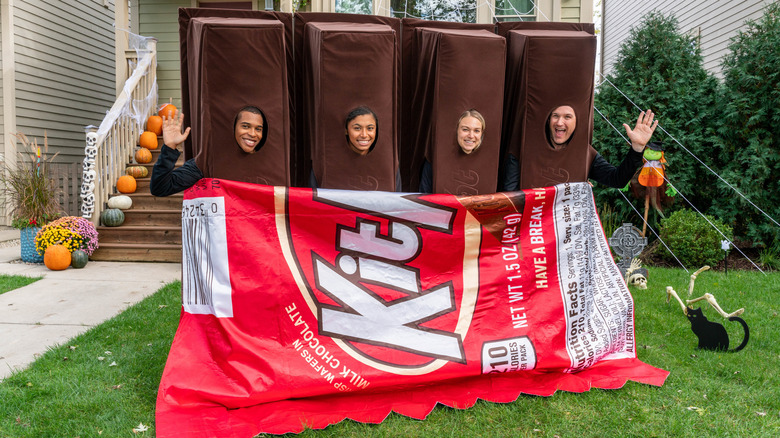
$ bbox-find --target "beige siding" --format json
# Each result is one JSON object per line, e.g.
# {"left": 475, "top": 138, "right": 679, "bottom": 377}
{"left": 602, "top": 0, "right": 770, "bottom": 78}
{"left": 12, "top": 0, "right": 116, "bottom": 163}
{"left": 139, "top": 0, "right": 191, "bottom": 108}
{"left": 0, "top": 20, "right": 4, "bottom": 145}
{"left": 561, "top": 0, "right": 581, "bottom": 22}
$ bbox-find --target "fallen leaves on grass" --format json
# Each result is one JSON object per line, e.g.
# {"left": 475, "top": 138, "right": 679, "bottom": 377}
{"left": 132, "top": 422, "right": 149, "bottom": 434}
{"left": 687, "top": 406, "right": 706, "bottom": 415}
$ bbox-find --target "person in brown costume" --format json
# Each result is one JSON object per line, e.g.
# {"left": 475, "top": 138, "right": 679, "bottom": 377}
{"left": 503, "top": 106, "right": 658, "bottom": 191}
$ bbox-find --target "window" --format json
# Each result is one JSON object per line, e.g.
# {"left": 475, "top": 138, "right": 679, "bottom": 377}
{"left": 494, "top": 0, "right": 536, "bottom": 22}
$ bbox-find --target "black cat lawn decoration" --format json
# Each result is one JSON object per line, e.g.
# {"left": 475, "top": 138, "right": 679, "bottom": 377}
{"left": 666, "top": 266, "right": 749, "bottom": 352}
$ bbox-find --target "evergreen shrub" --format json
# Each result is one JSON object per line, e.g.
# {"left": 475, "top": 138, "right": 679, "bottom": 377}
{"left": 658, "top": 209, "right": 732, "bottom": 268}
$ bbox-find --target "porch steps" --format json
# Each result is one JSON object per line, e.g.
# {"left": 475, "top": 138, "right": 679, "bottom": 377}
{"left": 90, "top": 140, "right": 185, "bottom": 263}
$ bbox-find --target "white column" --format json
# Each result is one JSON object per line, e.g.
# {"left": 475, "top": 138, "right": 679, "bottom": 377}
{"left": 115, "top": 0, "right": 130, "bottom": 96}
{"left": 476, "top": 0, "right": 492, "bottom": 24}
{"left": 1, "top": 0, "right": 16, "bottom": 224}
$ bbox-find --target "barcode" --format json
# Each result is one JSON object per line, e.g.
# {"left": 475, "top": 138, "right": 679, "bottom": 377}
{"left": 181, "top": 197, "right": 233, "bottom": 317}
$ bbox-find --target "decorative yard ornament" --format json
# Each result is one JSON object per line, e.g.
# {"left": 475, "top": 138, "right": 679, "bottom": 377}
{"left": 665, "top": 266, "right": 749, "bottom": 352}
{"left": 608, "top": 223, "right": 647, "bottom": 275}
{"left": 629, "top": 141, "right": 675, "bottom": 236}
{"left": 625, "top": 258, "right": 648, "bottom": 289}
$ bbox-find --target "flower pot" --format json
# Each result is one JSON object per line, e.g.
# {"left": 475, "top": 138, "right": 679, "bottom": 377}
{"left": 20, "top": 226, "right": 43, "bottom": 263}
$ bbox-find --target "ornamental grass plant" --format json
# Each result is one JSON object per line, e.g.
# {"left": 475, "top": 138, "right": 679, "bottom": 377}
{"left": 0, "top": 132, "right": 62, "bottom": 229}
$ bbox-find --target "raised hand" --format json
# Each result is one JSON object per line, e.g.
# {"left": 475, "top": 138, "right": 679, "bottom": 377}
{"left": 162, "top": 109, "right": 191, "bottom": 151}
{"left": 623, "top": 110, "right": 658, "bottom": 152}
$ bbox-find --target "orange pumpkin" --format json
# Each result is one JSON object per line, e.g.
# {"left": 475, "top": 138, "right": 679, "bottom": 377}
{"left": 135, "top": 147, "right": 152, "bottom": 164}
{"left": 117, "top": 175, "right": 137, "bottom": 194}
{"left": 158, "top": 102, "right": 177, "bottom": 118}
{"left": 44, "top": 245, "right": 71, "bottom": 271}
{"left": 146, "top": 115, "right": 163, "bottom": 135}
{"left": 139, "top": 131, "right": 158, "bottom": 150}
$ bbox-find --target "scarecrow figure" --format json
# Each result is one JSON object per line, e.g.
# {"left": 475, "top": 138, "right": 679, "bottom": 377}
{"left": 629, "top": 141, "right": 674, "bottom": 236}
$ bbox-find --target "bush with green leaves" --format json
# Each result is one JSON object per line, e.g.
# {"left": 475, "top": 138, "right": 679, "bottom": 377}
{"left": 711, "top": 3, "right": 780, "bottom": 247}
{"left": 593, "top": 12, "right": 722, "bottom": 233}
{"left": 658, "top": 209, "right": 732, "bottom": 268}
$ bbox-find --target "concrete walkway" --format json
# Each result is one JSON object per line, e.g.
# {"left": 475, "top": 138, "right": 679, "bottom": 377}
{"left": 0, "top": 226, "right": 181, "bottom": 380}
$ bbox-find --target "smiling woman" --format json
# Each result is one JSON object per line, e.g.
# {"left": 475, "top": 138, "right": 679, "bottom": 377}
{"left": 344, "top": 106, "right": 378, "bottom": 156}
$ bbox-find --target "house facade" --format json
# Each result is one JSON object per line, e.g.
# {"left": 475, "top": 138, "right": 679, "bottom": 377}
{"left": 130, "top": 0, "right": 593, "bottom": 108}
{"left": 601, "top": 0, "right": 772, "bottom": 79}
{"left": 0, "top": 0, "right": 117, "bottom": 221}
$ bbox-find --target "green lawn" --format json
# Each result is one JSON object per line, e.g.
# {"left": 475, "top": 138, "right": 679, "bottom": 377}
{"left": 0, "top": 274, "right": 41, "bottom": 296}
{"left": 0, "top": 270, "right": 778, "bottom": 437}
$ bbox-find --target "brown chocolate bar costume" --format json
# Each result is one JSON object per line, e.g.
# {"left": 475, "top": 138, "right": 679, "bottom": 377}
{"left": 175, "top": 9, "right": 599, "bottom": 193}
{"left": 498, "top": 22, "right": 597, "bottom": 190}
{"left": 301, "top": 21, "right": 399, "bottom": 191}
{"left": 179, "top": 9, "right": 293, "bottom": 186}
{"left": 407, "top": 26, "right": 505, "bottom": 195}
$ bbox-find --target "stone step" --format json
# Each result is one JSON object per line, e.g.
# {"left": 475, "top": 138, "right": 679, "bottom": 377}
{"left": 90, "top": 243, "right": 181, "bottom": 263}
{"left": 96, "top": 225, "right": 181, "bottom": 244}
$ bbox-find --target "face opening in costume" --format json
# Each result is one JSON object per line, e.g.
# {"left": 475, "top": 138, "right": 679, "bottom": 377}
{"left": 456, "top": 111, "right": 485, "bottom": 154}
{"left": 345, "top": 107, "right": 378, "bottom": 156}
{"left": 547, "top": 105, "right": 577, "bottom": 149}
{"left": 233, "top": 106, "right": 267, "bottom": 154}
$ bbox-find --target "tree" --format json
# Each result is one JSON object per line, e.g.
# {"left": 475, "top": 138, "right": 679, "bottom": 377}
{"left": 713, "top": 3, "right": 780, "bottom": 247}
{"left": 593, "top": 12, "right": 722, "bottom": 236}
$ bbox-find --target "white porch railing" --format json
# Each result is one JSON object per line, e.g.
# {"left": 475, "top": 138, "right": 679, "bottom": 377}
{"left": 81, "top": 39, "right": 158, "bottom": 225}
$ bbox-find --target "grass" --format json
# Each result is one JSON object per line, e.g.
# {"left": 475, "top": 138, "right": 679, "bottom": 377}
{"left": 0, "top": 274, "right": 41, "bottom": 296}
{"left": 0, "top": 270, "right": 778, "bottom": 437}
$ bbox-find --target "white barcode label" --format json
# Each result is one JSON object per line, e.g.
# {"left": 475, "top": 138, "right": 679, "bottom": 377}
{"left": 181, "top": 197, "right": 233, "bottom": 317}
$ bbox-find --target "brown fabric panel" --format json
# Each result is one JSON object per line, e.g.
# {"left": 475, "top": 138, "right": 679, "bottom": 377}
{"left": 187, "top": 17, "right": 291, "bottom": 185}
{"left": 401, "top": 18, "right": 495, "bottom": 192}
{"left": 412, "top": 28, "right": 505, "bottom": 195}
{"left": 178, "top": 8, "right": 294, "bottom": 167}
{"left": 496, "top": 21, "right": 595, "bottom": 37}
{"left": 303, "top": 22, "right": 398, "bottom": 191}
{"left": 502, "top": 30, "right": 597, "bottom": 189}
{"left": 294, "top": 13, "right": 401, "bottom": 188}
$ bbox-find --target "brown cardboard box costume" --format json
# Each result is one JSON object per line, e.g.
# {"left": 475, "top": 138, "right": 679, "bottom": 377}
{"left": 401, "top": 18, "right": 496, "bottom": 192}
{"left": 294, "top": 13, "right": 401, "bottom": 188}
{"left": 301, "top": 21, "right": 399, "bottom": 191}
{"left": 499, "top": 24, "right": 597, "bottom": 190}
{"left": 410, "top": 27, "right": 506, "bottom": 195}
{"left": 178, "top": 9, "right": 292, "bottom": 186}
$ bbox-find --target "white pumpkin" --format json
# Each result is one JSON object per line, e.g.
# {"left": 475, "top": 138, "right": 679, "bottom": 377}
{"left": 107, "top": 195, "right": 133, "bottom": 210}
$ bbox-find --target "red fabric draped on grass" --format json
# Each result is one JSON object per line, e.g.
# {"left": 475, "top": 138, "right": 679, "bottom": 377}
{"left": 156, "top": 180, "right": 668, "bottom": 437}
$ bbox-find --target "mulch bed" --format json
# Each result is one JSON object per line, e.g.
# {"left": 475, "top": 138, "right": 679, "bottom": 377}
{"left": 638, "top": 240, "right": 767, "bottom": 272}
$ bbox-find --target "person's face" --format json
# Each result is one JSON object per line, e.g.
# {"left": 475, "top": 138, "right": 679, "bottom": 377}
{"left": 457, "top": 116, "right": 483, "bottom": 154}
{"left": 234, "top": 112, "right": 264, "bottom": 153}
{"left": 549, "top": 105, "right": 577, "bottom": 146}
{"left": 346, "top": 114, "right": 376, "bottom": 156}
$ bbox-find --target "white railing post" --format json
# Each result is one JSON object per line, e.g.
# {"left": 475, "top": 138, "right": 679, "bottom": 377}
{"left": 79, "top": 36, "right": 157, "bottom": 227}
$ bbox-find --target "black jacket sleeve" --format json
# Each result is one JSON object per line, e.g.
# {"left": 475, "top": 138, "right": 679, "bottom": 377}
{"left": 503, "top": 153, "right": 520, "bottom": 192}
{"left": 588, "top": 149, "right": 643, "bottom": 189}
{"left": 150, "top": 146, "right": 204, "bottom": 197}
{"left": 418, "top": 160, "right": 432, "bottom": 193}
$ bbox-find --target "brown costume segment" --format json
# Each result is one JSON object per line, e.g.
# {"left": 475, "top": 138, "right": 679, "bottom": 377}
{"left": 184, "top": 17, "right": 291, "bottom": 186}
{"left": 401, "top": 18, "right": 496, "bottom": 192}
{"left": 501, "top": 28, "right": 597, "bottom": 190}
{"left": 412, "top": 27, "right": 505, "bottom": 195}
{"left": 179, "top": 9, "right": 294, "bottom": 174}
{"left": 294, "top": 13, "right": 401, "bottom": 188}
{"left": 302, "top": 22, "right": 398, "bottom": 191}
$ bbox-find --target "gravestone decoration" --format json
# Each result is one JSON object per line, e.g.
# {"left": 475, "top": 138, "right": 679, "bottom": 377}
{"left": 608, "top": 223, "right": 647, "bottom": 275}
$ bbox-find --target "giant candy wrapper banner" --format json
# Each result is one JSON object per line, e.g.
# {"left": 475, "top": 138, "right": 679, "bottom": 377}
{"left": 156, "top": 180, "right": 668, "bottom": 437}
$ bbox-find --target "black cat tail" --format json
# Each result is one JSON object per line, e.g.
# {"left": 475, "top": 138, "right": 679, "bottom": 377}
{"left": 728, "top": 317, "right": 749, "bottom": 352}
